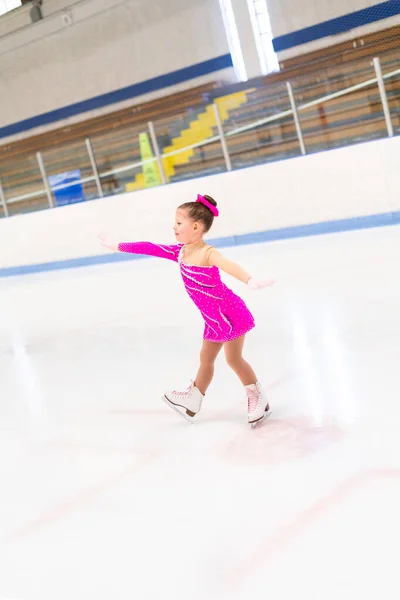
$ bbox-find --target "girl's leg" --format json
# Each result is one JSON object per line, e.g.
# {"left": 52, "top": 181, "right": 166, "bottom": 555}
{"left": 225, "top": 335, "right": 270, "bottom": 425}
{"left": 224, "top": 335, "right": 257, "bottom": 385}
{"left": 195, "top": 340, "right": 223, "bottom": 394}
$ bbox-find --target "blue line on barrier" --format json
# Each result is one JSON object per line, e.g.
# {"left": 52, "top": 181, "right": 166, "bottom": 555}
{"left": 1, "top": 210, "right": 399, "bottom": 278}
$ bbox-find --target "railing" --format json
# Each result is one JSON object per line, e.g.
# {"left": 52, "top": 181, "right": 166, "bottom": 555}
{"left": 0, "top": 54, "right": 399, "bottom": 218}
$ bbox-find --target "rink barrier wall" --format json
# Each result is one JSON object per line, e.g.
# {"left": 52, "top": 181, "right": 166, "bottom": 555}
{"left": 1, "top": 210, "right": 399, "bottom": 278}
{"left": 1, "top": 135, "right": 399, "bottom": 278}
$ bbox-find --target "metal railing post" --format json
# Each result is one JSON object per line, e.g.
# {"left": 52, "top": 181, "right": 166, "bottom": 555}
{"left": 4, "top": 59, "right": 399, "bottom": 219}
{"left": 148, "top": 121, "right": 166, "bottom": 184}
{"left": 36, "top": 151, "right": 54, "bottom": 208}
{"left": 286, "top": 81, "right": 306, "bottom": 155}
{"left": 86, "top": 137, "right": 104, "bottom": 197}
{"left": 213, "top": 102, "right": 232, "bottom": 171}
{"left": 373, "top": 56, "right": 394, "bottom": 138}
{"left": 0, "top": 179, "right": 9, "bottom": 218}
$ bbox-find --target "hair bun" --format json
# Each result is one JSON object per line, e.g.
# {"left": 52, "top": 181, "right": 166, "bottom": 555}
{"left": 204, "top": 194, "right": 217, "bottom": 207}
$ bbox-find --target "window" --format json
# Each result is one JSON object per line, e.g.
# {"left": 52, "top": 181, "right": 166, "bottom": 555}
{"left": 219, "top": 0, "right": 248, "bottom": 81}
{"left": 247, "top": 0, "right": 279, "bottom": 75}
{"left": 0, "top": 0, "right": 22, "bottom": 16}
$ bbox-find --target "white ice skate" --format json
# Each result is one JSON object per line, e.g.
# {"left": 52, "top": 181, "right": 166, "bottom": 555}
{"left": 163, "top": 381, "right": 204, "bottom": 422}
{"left": 245, "top": 382, "right": 271, "bottom": 427}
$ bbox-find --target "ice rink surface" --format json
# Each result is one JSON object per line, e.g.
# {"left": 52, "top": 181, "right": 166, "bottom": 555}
{"left": 1, "top": 225, "right": 399, "bottom": 600}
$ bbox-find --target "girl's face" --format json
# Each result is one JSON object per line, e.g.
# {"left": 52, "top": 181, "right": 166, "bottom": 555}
{"left": 173, "top": 209, "right": 203, "bottom": 243}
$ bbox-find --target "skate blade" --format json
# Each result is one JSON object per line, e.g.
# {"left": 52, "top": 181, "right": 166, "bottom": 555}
{"left": 250, "top": 407, "right": 272, "bottom": 429}
{"left": 161, "top": 396, "right": 196, "bottom": 424}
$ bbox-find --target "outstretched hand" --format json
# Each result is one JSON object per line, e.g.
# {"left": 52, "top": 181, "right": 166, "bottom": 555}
{"left": 247, "top": 277, "right": 276, "bottom": 290}
{"left": 98, "top": 232, "right": 119, "bottom": 252}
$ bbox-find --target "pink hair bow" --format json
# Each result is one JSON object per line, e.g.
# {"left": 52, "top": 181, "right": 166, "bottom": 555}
{"left": 196, "top": 194, "right": 219, "bottom": 217}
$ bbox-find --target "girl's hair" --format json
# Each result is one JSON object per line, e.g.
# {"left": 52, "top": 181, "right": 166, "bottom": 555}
{"left": 178, "top": 195, "right": 217, "bottom": 233}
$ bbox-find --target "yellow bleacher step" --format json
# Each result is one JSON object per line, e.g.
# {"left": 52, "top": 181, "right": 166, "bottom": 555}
{"left": 127, "top": 90, "right": 251, "bottom": 187}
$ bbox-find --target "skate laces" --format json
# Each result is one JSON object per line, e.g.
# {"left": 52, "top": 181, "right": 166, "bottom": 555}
{"left": 246, "top": 387, "right": 259, "bottom": 413}
{"left": 172, "top": 383, "right": 192, "bottom": 397}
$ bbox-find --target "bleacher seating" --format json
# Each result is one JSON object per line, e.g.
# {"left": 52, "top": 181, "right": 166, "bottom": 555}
{"left": 1, "top": 24, "right": 399, "bottom": 215}
{"left": 172, "top": 47, "right": 400, "bottom": 180}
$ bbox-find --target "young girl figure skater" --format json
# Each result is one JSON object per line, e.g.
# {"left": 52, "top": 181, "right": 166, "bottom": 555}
{"left": 99, "top": 194, "right": 274, "bottom": 427}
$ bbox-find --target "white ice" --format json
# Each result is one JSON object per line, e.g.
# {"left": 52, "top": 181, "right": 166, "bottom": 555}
{"left": 1, "top": 225, "right": 400, "bottom": 600}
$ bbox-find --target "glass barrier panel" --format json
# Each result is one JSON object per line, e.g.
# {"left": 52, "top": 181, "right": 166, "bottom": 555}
{"left": 291, "top": 58, "right": 385, "bottom": 153}
{"left": 0, "top": 154, "right": 48, "bottom": 216}
{"left": 222, "top": 82, "right": 301, "bottom": 168}
{"left": 381, "top": 54, "right": 400, "bottom": 135}
{"left": 41, "top": 140, "right": 96, "bottom": 205}
{"left": 104, "top": 162, "right": 156, "bottom": 195}
{"left": 91, "top": 123, "right": 159, "bottom": 195}
{"left": 154, "top": 104, "right": 225, "bottom": 183}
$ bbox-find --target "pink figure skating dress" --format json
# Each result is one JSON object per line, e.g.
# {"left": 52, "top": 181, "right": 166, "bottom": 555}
{"left": 118, "top": 242, "right": 255, "bottom": 343}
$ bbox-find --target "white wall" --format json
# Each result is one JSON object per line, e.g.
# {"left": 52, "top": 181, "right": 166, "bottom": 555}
{"left": 0, "top": 0, "right": 78, "bottom": 37}
{"left": 1, "top": 136, "right": 399, "bottom": 270}
{"left": 0, "top": 0, "right": 231, "bottom": 130}
{"left": 0, "top": 64, "right": 235, "bottom": 146}
{"left": 266, "top": 0, "right": 400, "bottom": 60}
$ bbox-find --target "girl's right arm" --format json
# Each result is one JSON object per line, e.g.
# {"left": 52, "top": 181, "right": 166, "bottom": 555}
{"left": 98, "top": 233, "right": 180, "bottom": 263}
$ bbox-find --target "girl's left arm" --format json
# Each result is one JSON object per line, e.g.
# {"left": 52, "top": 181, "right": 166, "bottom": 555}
{"left": 208, "top": 248, "right": 275, "bottom": 289}
{"left": 208, "top": 248, "right": 251, "bottom": 283}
